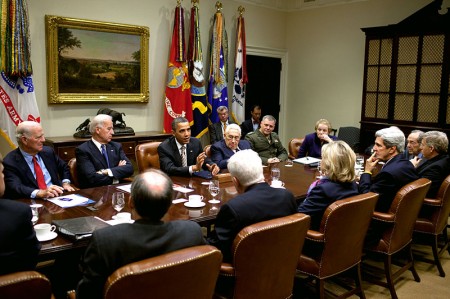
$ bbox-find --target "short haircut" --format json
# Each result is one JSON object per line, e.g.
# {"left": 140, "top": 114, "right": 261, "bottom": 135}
{"left": 89, "top": 114, "right": 112, "bottom": 134}
{"left": 250, "top": 104, "right": 261, "bottom": 112}
{"left": 261, "top": 115, "right": 276, "bottom": 123}
{"left": 421, "top": 131, "right": 448, "bottom": 154}
{"left": 15, "top": 121, "right": 41, "bottom": 143}
{"left": 130, "top": 169, "right": 173, "bottom": 221}
{"left": 410, "top": 130, "right": 425, "bottom": 143}
{"left": 375, "top": 127, "right": 405, "bottom": 153}
{"left": 217, "top": 106, "right": 228, "bottom": 113}
{"left": 225, "top": 123, "right": 241, "bottom": 135}
{"left": 314, "top": 119, "right": 332, "bottom": 133}
{"left": 228, "top": 149, "right": 264, "bottom": 187}
{"left": 171, "top": 117, "right": 189, "bottom": 131}
{"left": 321, "top": 141, "right": 356, "bottom": 183}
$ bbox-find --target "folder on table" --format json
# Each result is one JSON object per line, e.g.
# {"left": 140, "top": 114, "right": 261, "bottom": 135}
{"left": 52, "top": 216, "right": 110, "bottom": 241}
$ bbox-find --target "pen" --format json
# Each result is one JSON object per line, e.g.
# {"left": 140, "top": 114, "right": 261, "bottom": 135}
{"left": 306, "top": 157, "right": 309, "bottom": 160}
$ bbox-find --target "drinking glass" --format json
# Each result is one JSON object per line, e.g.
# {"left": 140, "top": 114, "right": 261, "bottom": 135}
{"left": 317, "top": 161, "right": 323, "bottom": 178}
{"left": 271, "top": 167, "right": 281, "bottom": 181}
{"left": 30, "top": 205, "right": 40, "bottom": 225}
{"left": 112, "top": 192, "right": 125, "bottom": 213}
{"left": 208, "top": 180, "right": 220, "bottom": 204}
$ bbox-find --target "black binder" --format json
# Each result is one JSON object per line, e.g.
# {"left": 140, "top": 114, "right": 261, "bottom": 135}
{"left": 52, "top": 216, "right": 110, "bottom": 241}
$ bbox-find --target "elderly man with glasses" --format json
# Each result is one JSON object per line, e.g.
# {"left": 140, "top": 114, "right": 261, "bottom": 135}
{"left": 210, "top": 124, "right": 252, "bottom": 170}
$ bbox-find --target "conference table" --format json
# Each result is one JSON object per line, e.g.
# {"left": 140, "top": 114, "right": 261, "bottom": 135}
{"left": 19, "top": 162, "right": 320, "bottom": 261}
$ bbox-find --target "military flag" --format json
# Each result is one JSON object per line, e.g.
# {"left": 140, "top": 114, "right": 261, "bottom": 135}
{"left": 0, "top": 0, "right": 40, "bottom": 148}
{"left": 187, "top": 2, "right": 208, "bottom": 138}
{"left": 231, "top": 10, "right": 248, "bottom": 125}
{"left": 163, "top": 3, "right": 193, "bottom": 133}
{"left": 207, "top": 6, "right": 228, "bottom": 124}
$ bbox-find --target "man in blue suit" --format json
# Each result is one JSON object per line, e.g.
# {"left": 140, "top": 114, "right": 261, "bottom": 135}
{"left": 76, "top": 114, "right": 134, "bottom": 188}
{"left": 359, "top": 127, "right": 419, "bottom": 212}
{"left": 211, "top": 123, "right": 251, "bottom": 170}
{"left": 3, "top": 121, "right": 74, "bottom": 199}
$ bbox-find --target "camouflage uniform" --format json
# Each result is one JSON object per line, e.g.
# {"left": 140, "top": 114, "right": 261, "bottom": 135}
{"left": 245, "top": 130, "right": 288, "bottom": 165}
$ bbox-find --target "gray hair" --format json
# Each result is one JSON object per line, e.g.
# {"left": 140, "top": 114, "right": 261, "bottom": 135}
{"left": 261, "top": 115, "right": 276, "bottom": 123}
{"left": 410, "top": 130, "right": 425, "bottom": 144}
{"left": 16, "top": 121, "right": 42, "bottom": 143}
{"left": 217, "top": 106, "right": 228, "bottom": 113}
{"left": 131, "top": 169, "right": 173, "bottom": 221}
{"left": 375, "top": 127, "right": 405, "bottom": 153}
{"left": 89, "top": 114, "right": 112, "bottom": 134}
{"left": 225, "top": 123, "right": 241, "bottom": 135}
{"left": 228, "top": 149, "right": 264, "bottom": 187}
{"left": 171, "top": 117, "right": 189, "bottom": 131}
{"left": 421, "top": 131, "right": 448, "bottom": 154}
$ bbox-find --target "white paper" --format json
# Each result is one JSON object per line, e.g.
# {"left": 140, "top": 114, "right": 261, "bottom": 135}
{"left": 47, "top": 194, "right": 92, "bottom": 208}
{"left": 172, "top": 198, "right": 188, "bottom": 204}
{"left": 116, "top": 184, "right": 131, "bottom": 193}
{"left": 293, "top": 157, "right": 321, "bottom": 165}
{"left": 173, "top": 185, "right": 194, "bottom": 194}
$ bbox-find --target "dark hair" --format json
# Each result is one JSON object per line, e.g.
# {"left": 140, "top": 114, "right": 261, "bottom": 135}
{"left": 250, "top": 104, "right": 261, "bottom": 112}
{"left": 171, "top": 117, "right": 189, "bottom": 131}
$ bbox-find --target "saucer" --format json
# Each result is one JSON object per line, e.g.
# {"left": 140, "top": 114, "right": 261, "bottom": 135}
{"left": 184, "top": 201, "right": 206, "bottom": 208}
{"left": 112, "top": 215, "right": 133, "bottom": 223}
{"left": 37, "top": 231, "right": 57, "bottom": 242}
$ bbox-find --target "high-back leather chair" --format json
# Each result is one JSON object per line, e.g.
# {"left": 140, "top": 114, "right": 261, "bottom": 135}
{"left": 364, "top": 178, "right": 431, "bottom": 299}
{"left": 68, "top": 245, "right": 222, "bottom": 299}
{"left": 135, "top": 141, "right": 162, "bottom": 172}
{"left": 297, "top": 192, "right": 379, "bottom": 299}
{"left": 0, "top": 271, "right": 54, "bottom": 299}
{"left": 414, "top": 174, "right": 450, "bottom": 277}
{"left": 337, "top": 126, "right": 360, "bottom": 152}
{"left": 68, "top": 158, "right": 79, "bottom": 188}
{"left": 288, "top": 137, "right": 304, "bottom": 160}
{"left": 215, "top": 213, "right": 311, "bottom": 299}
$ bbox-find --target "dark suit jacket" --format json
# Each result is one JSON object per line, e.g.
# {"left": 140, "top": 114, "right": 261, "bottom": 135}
{"left": 359, "top": 154, "right": 419, "bottom": 212}
{"left": 3, "top": 146, "right": 71, "bottom": 198}
{"left": 75, "top": 140, "right": 133, "bottom": 188}
{"left": 209, "top": 121, "right": 234, "bottom": 144}
{"left": 158, "top": 136, "right": 213, "bottom": 176}
{"left": 240, "top": 118, "right": 258, "bottom": 138}
{"left": 416, "top": 154, "right": 450, "bottom": 198}
{"left": 210, "top": 139, "right": 252, "bottom": 170}
{"left": 0, "top": 200, "right": 41, "bottom": 275}
{"left": 207, "top": 182, "right": 297, "bottom": 262}
{"left": 298, "top": 179, "right": 359, "bottom": 230}
{"left": 298, "top": 132, "right": 338, "bottom": 158}
{"left": 76, "top": 220, "right": 206, "bottom": 299}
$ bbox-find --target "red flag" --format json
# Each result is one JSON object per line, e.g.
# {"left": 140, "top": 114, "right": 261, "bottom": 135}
{"left": 163, "top": 5, "right": 193, "bottom": 133}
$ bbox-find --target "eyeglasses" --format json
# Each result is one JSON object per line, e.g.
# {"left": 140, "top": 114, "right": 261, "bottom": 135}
{"left": 226, "top": 135, "right": 240, "bottom": 140}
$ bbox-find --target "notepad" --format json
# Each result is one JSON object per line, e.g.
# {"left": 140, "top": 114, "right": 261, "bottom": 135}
{"left": 293, "top": 157, "right": 321, "bottom": 165}
{"left": 52, "top": 216, "right": 110, "bottom": 241}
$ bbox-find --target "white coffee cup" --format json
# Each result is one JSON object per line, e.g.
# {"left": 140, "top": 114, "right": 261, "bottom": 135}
{"left": 115, "top": 212, "right": 131, "bottom": 222}
{"left": 271, "top": 180, "right": 285, "bottom": 188}
{"left": 189, "top": 195, "right": 203, "bottom": 203}
{"left": 34, "top": 223, "right": 56, "bottom": 238}
{"left": 189, "top": 210, "right": 204, "bottom": 217}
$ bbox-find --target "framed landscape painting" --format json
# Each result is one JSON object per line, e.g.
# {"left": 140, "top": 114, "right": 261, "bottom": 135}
{"left": 45, "top": 15, "right": 149, "bottom": 104}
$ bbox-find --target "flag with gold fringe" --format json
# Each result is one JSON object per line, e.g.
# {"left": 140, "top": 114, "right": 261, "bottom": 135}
{"left": 0, "top": 0, "right": 40, "bottom": 148}
{"left": 163, "top": 3, "right": 193, "bottom": 133}
{"left": 188, "top": 2, "right": 208, "bottom": 138}
{"left": 231, "top": 10, "right": 248, "bottom": 125}
{"left": 207, "top": 5, "right": 228, "bottom": 124}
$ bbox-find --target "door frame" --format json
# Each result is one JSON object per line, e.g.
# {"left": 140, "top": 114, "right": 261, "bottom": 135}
{"left": 246, "top": 46, "right": 288, "bottom": 144}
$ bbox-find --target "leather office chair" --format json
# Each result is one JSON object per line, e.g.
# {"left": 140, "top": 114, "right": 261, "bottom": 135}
{"left": 68, "top": 157, "right": 79, "bottom": 188}
{"left": 363, "top": 178, "right": 431, "bottom": 299}
{"left": 214, "top": 213, "right": 311, "bottom": 299}
{"left": 68, "top": 245, "right": 222, "bottom": 299}
{"left": 135, "top": 141, "right": 162, "bottom": 172}
{"left": 337, "top": 126, "right": 360, "bottom": 152}
{"left": 288, "top": 137, "right": 304, "bottom": 160}
{"left": 413, "top": 174, "right": 450, "bottom": 277}
{"left": 297, "top": 192, "right": 378, "bottom": 299}
{"left": 0, "top": 271, "right": 54, "bottom": 299}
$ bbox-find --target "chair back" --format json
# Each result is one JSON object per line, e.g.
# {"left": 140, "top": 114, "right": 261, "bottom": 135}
{"left": 380, "top": 178, "right": 431, "bottom": 254}
{"left": 0, "top": 271, "right": 53, "bottom": 299}
{"left": 68, "top": 158, "right": 79, "bottom": 188}
{"left": 337, "top": 126, "right": 360, "bottom": 151}
{"left": 230, "top": 213, "right": 310, "bottom": 299}
{"left": 288, "top": 138, "right": 304, "bottom": 159}
{"left": 301, "top": 192, "right": 378, "bottom": 278}
{"left": 419, "top": 175, "right": 450, "bottom": 234}
{"left": 135, "top": 142, "right": 162, "bottom": 172}
{"left": 104, "top": 245, "right": 222, "bottom": 299}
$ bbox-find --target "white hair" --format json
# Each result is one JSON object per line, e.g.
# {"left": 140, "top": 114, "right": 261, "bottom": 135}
{"left": 228, "top": 149, "right": 264, "bottom": 187}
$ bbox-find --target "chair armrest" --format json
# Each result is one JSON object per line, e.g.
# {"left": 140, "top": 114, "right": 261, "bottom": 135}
{"left": 220, "top": 263, "right": 235, "bottom": 276}
{"left": 372, "top": 211, "right": 395, "bottom": 223}
{"left": 423, "top": 197, "right": 442, "bottom": 207}
{"left": 123, "top": 177, "right": 134, "bottom": 182}
{"left": 305, "top": 230, "right": 325, "bottom": 242}
{"left": 67, "top": 290, "right": 76, "bottom": 299}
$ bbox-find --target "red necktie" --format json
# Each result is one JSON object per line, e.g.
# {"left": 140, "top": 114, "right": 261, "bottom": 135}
{"left": 33, "top": 156, "right": 47, "bottom": 189}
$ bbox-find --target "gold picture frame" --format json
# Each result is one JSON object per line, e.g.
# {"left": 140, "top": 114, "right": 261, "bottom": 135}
{"left": 45, "top": 15, "right": 149, "bottom": 104}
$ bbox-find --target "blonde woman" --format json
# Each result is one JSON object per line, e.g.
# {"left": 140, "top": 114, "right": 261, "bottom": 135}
{"left": 297, "top": 118, "right": 337, "bottom": 158}
{"left": 298, "top": 141, "right": 358, "bottom": 229}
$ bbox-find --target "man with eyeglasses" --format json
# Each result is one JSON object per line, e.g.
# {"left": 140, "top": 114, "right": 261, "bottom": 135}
{"left": 211, "top": 124, "right": 251, "bottom": 170}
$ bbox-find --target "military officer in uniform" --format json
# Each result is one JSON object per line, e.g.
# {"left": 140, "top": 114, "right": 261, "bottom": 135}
{"left": 245, "top": 115, "right": 288, "bottom": 165}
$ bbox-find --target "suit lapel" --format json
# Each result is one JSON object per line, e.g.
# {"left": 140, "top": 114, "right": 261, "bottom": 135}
{"left": 170, "top": 138, "right": 182, "bottom": 166}
{"left": 89, "top": 140, "right": 109, "bottom": 168}
{"left": 15, "top": 149, "right": 39, "bottom": 188}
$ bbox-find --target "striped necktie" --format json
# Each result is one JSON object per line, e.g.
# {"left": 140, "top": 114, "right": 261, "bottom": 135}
{"left": 180, "top": 145, "right": 187, "bottom": 167}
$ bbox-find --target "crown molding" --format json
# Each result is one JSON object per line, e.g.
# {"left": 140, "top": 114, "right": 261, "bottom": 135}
{"left": 233, "top": 0, "right": 368, "bottom": 12}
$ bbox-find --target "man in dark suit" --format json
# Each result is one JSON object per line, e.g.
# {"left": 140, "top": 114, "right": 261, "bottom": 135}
{"left": 415, "top": 131, "right": 450, "bottom": 198}
{"left": 207, "top": 149, "right": 297, "bottom": 262}
{"left": 158, "top": 117, "right": 219, "bottom": 176}
{"left": 76, "top": 114, "right": 133, "bottom": 188}
{"left": 211, "top": 124, "right": 251, "bottom": 170}
{"left": 404, "top": 129, "right": 424, "bottom": 165}
{"left": 359, "top": 127, "right": 419, "bottom": 212}
{"left": 240, "top": 104, "right": 261, "bottom": 138}
{"left": 76, "top": 169, "right": 206, "bottom": 299}
{"left": 0, "top": 153, "right": 41, "bottom": 275}
{"left": 209, "top": 106, "right": 234, "bottom": 144}
{"left": 3, "top": 121, "right": 74, "bottom": 199}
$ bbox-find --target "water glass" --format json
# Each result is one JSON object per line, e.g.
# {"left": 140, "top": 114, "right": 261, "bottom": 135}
{"left": 208, "top": 180, "right": 220, "bottom": 204}
{"left": 271, "top": 167, "right": 281, "bottom": 181}
{"left": 112, "top": 192, "right": 125, "bottom": 212}
{"left": 30, "top": 204, "right": 42, "bottom": 225}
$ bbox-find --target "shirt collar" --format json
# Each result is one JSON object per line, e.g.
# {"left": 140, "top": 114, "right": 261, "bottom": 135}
{"left": 91, "top": 138, "right": 104, "bottom": 152}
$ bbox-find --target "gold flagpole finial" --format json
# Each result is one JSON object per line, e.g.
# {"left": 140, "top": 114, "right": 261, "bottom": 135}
{"left": 192, "top": 0, "right": 199, "bottom": 6}
{"left": 177, "top": 0, "right": 182, "bottom": 7}
{"left": 215, "top": 1, "right": 223, "bottom": 12}
{"left": 238, "top": 6, "right": 245, "bottom": 16}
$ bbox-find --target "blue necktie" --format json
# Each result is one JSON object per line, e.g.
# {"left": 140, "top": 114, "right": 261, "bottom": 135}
{"left": 101, "top": 144, "right": 110, "bottom": 168}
